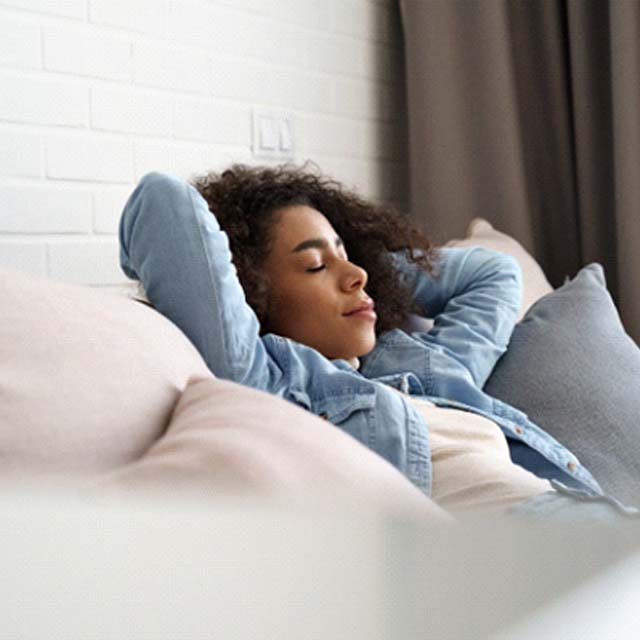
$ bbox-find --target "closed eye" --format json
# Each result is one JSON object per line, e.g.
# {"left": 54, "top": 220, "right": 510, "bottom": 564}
{"left": 306, "top": 265, "right": 326, "bottom": 273}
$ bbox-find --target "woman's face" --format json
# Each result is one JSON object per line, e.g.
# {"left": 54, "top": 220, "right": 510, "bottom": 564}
{"left": 262, "top": 204, "right": 377, "bottom": 361}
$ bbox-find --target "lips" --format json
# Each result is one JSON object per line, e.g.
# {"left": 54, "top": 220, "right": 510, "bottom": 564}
{"left": 343, "top": 299, "right": 376, "bottom": 317}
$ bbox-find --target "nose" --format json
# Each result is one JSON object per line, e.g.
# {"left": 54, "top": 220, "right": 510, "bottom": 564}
{"left": 340, "top": 261, "right": 368, "bottom": 292}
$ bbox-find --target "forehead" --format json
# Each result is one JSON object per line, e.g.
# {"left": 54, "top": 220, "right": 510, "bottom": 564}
{"left": 270, "top": 204, "right": 339, "bottom": 250}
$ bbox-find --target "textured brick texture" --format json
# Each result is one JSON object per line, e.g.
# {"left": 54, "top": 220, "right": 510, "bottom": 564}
{"left": 0, "top": 0, "right": 408, "bottom": 286}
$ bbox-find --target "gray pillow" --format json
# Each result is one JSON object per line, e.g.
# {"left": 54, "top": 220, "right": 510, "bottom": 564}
{"left": 484, "top": 263, "right": 640, "bottom": 506}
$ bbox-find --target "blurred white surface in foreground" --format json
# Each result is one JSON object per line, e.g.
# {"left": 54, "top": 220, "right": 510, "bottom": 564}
{"left": 2, "top": 482, "right": 638, "bottom": 639}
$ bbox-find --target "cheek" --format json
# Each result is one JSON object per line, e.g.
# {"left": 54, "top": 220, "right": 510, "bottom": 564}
{"left": 267, "top": 282, "right": 312, "bottom": 329}
{"left": 268, "top": 281, "right": 333, "bottom": 334}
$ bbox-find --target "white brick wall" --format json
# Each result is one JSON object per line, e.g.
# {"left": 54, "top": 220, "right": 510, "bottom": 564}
{"left": 0, "top": 0, "right": 408, "bottom": 287}
{"left": 44, "top": 25, "right": 132, "bottom": 81}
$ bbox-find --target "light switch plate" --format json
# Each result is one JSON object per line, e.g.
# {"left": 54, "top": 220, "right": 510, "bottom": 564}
{"left": 252, "top": 108, "right": 295, "bottom": 160}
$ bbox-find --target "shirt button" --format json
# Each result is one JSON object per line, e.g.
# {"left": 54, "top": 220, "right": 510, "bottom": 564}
{"left": 515, "top": 427, "right": 523, "bottom": 434}
{"left": 319, "top": 412, "right": 328, "bottom": 420}
{"left": 567, "top": 461, "right": 577, "bottom": 472}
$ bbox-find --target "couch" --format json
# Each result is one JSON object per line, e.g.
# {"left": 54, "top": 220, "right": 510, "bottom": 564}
{"left": 2, "top": 218, "right": 640, "bottom": 638}
{"left": 3, "top": 217, "right": 638, "bottom": 505}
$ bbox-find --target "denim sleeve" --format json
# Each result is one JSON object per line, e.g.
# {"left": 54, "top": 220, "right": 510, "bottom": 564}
{"left": 393, "top": 246, "right": 523, "bottom": 388}
{"left": 119, "top": 172, "right": 277, "bottom": 390}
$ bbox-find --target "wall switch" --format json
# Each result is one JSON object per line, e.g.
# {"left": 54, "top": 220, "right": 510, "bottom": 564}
{"left": 259, "top": 116, "right": 279, "bottom": 150}
{"left": 252, "top": 109, "right": 295, "bottom": 159}
{"left": 279, "top": 118, "right": 293, "bottom": 151}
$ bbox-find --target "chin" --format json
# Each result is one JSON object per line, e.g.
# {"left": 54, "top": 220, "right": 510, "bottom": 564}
{"left": 326, "top": 341, "right": 374, "bottom": 361}
{"left": 351, "top": 335, "right": 377, "bottom": 359}
{"left": 313, "top": 330, "right": 377, "bottom": 361}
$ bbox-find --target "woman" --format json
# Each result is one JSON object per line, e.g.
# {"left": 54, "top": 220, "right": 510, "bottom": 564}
{"left": 119, "top": 165, "right": 638, "bottom": 522}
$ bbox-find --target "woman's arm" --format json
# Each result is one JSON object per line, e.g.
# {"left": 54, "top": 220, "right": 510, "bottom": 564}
{"left": 394, "top": 246, "right": 523, "bottom": 388}
{"left": 119, "top": 172, "right": 278, "bottom": 390}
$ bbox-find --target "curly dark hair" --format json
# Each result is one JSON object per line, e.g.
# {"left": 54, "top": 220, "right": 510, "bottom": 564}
{"left": 192, "top": 162, "right": 439, "bottom": 336}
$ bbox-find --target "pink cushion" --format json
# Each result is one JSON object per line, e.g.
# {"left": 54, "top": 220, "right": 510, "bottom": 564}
{"left": 98, "top": 376, "right": 450, "bottom": 520}
{"left": 0, "top": 268, "right": 210, "bottom": 475}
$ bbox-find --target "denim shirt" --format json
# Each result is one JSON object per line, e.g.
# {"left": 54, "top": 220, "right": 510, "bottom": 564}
{"left": 119, "top": 172, "right": 604, "bottom": 500}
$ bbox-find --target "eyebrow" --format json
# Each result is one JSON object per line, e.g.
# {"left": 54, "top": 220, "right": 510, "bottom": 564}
{"left": 291, "top": 236, "right": 344, "bottom": 253}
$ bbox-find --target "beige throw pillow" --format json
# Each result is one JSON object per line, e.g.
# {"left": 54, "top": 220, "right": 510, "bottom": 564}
{"left": 97, "top": 376, "right": 450, "bottom": 520}
{"left": 0, "top": 268, "right": 211, "bottom": 476}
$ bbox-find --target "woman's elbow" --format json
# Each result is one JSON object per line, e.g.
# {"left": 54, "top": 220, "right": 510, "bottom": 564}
{"left": 471, "top": 247, "right": 523, "bottom": 311}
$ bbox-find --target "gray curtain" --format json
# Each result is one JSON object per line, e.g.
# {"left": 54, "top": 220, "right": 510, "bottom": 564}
{"left": 400, "top": 0, "right": 640, "bottom": 343}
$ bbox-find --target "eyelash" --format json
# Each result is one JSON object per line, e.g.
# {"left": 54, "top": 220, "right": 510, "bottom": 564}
{"left": 306, "top": 265, "right": 326, "bottom": 273}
